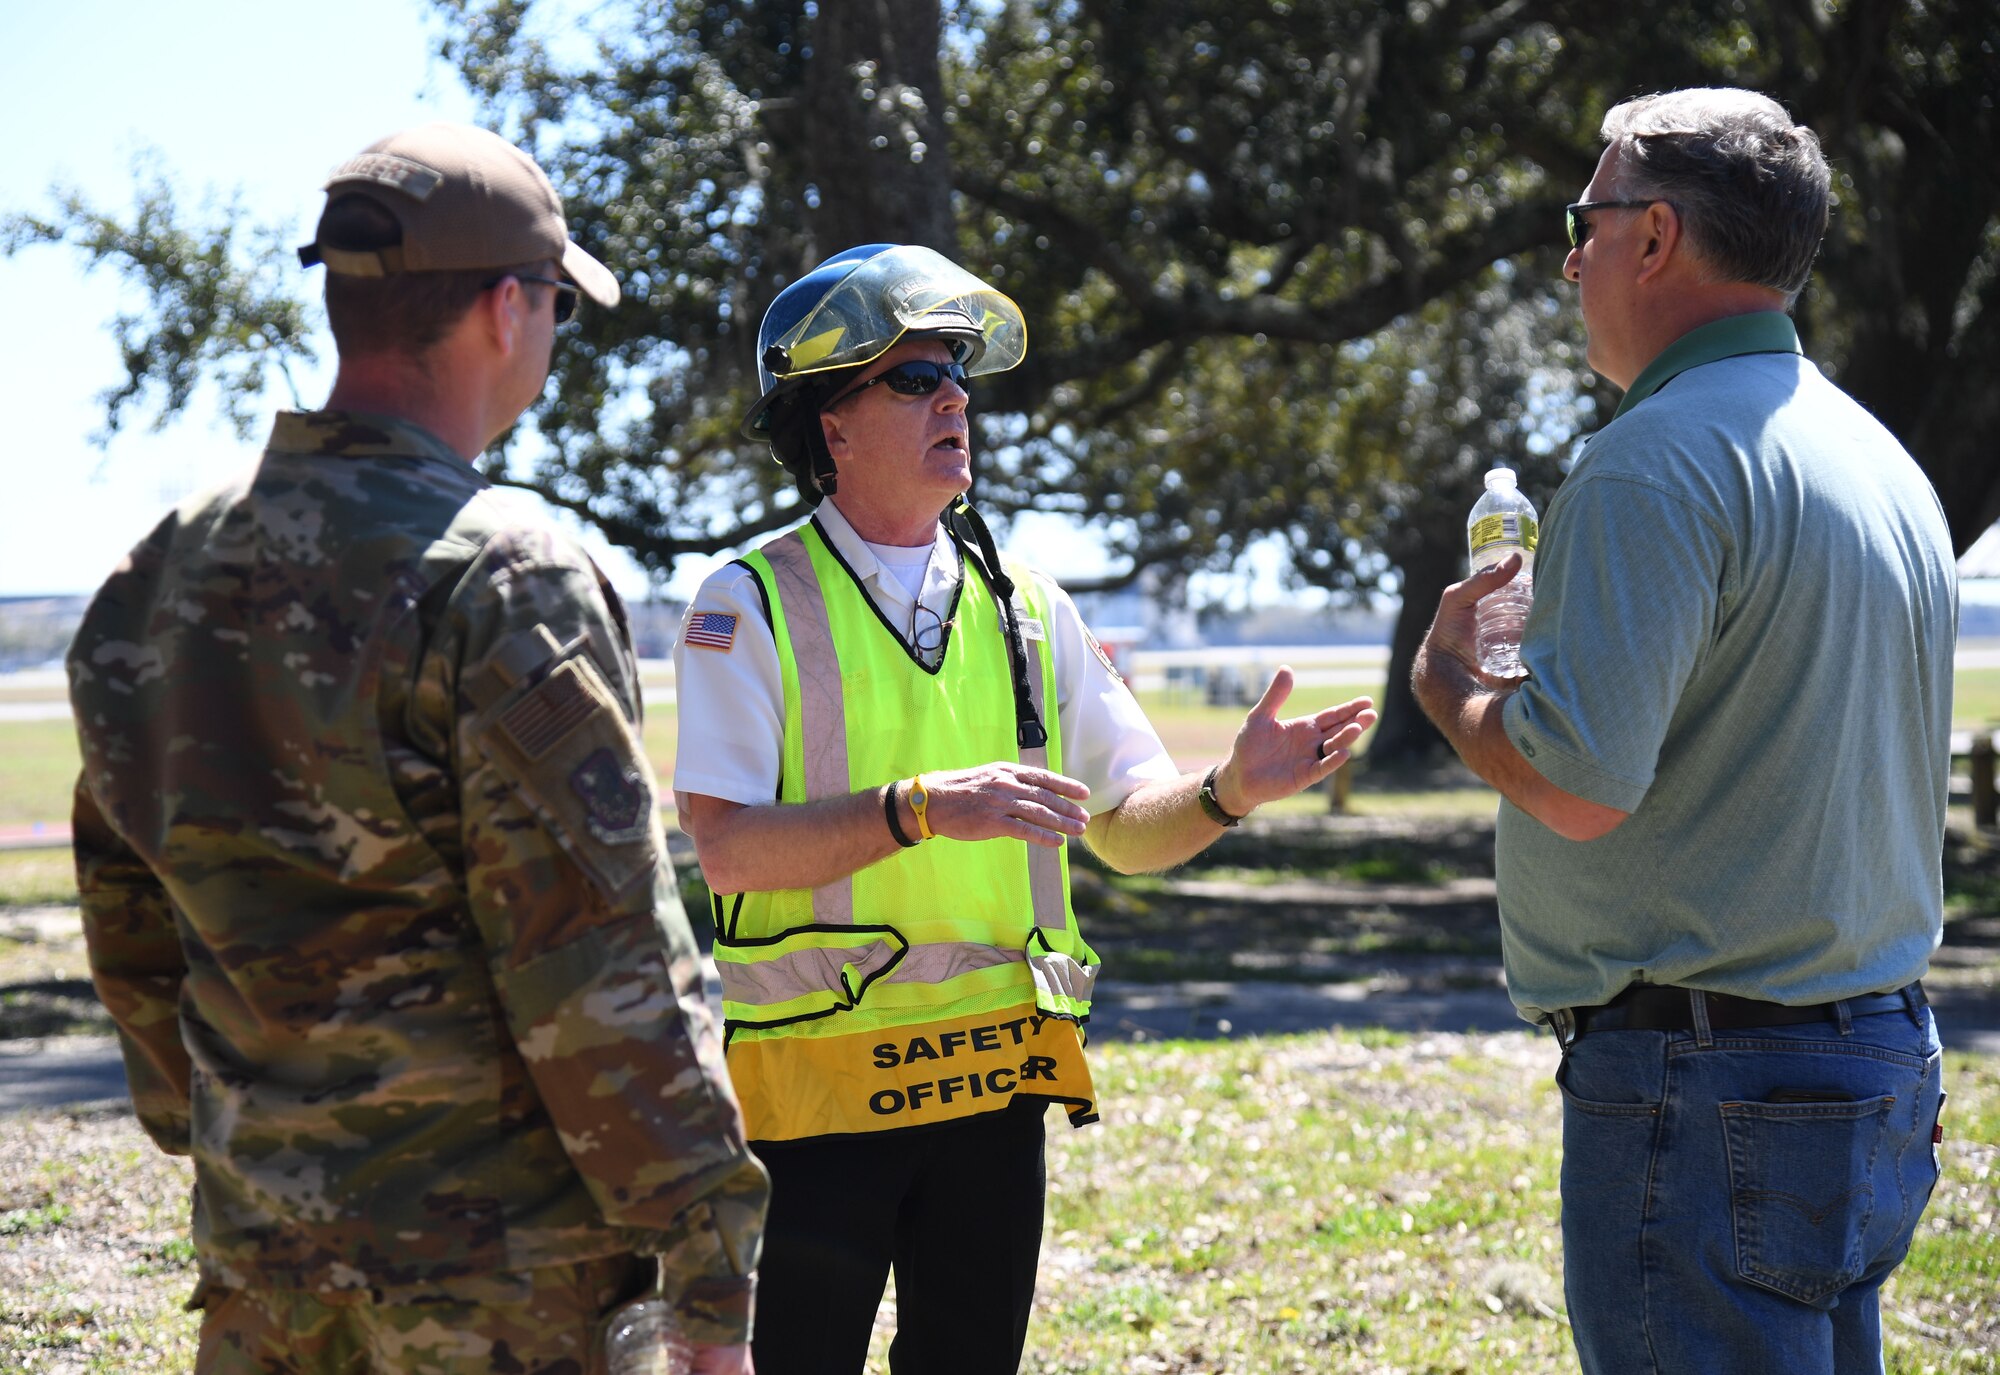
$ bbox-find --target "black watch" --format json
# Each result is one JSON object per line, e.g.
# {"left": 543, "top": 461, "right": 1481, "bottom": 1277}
{"left": 1197, "top": 765, "right": 1243, "bottom": 827}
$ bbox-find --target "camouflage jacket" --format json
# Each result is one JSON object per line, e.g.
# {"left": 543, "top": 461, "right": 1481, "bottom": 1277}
{"left": 67, "top": 411, "right": 768, "bottom": 1343}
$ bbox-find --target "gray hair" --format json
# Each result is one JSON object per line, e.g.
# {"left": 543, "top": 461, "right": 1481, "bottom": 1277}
{"left": 1601, "top": 88, "right": 1831, "bottom": 303}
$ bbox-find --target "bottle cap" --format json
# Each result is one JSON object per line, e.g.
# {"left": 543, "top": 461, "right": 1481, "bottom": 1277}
{"left": 1485, "top": 466, "right": 1517, "bottom": 489}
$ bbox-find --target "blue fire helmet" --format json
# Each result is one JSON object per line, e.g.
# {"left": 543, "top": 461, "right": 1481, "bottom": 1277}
{"left": 740, "top": 243, "right": 1028, "bottom": 442}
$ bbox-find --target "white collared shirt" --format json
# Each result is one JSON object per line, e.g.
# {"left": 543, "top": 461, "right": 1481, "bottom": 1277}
{"left": 671, "top": 499, "right": 1176, "bottom": 813}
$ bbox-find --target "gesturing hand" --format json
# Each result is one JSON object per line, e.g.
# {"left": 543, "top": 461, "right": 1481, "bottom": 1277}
{"left": 915, "top": 762, "right": 1092, "bottom": 848}
{"left": 1211, "top": 668, "right": 1377, "bottom": 816}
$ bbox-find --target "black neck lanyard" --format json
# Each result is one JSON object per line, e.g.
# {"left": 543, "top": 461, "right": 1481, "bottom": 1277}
{"left": 944, "top": 500, "right": 1048, "bottom": 750}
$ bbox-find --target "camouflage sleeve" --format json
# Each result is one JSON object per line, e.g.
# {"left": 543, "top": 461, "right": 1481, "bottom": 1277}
{"left": 439, "top": 535, "right": 768, "bottom": 1344}
{"left": 72, "top": 775, "right": 191, "bottom": 1155}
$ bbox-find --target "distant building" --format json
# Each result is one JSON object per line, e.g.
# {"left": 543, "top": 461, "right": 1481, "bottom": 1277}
{"left": 1068, "top": 566, "right": 1392, "bottom": 656}
{"left": 0, "top": 591, "right": 692, "bottom": 670}
{"left": 1962, "top": 523, "right": 2000, "bottom": 581}
{"left": 625, "top": 598, "right": 690, "bottom": 659}
{"left": 1194, "top": 601, "right": 1396, "bottom": 649}
{"left": 0, "top": 595, "right": 89, "bottom": 672}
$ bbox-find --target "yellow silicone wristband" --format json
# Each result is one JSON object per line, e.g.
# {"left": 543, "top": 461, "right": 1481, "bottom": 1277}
{"left": 910, "top": 775, "right": 935, "bottom": 841}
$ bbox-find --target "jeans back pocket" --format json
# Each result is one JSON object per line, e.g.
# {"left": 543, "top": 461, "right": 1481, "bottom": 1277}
{"left": 1718, "top": 1092, "right": 1897, "bottom": 1306}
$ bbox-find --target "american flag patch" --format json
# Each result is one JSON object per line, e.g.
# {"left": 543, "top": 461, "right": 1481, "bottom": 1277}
{"left": 684, "top": 610, "right": 739, "bottom": 652}
{"left": 499, "top": 664, "right": 594, "bottom": 759}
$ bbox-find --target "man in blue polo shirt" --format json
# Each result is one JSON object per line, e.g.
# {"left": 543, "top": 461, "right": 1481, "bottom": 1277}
{"left": 1413, "top": 88, "right": 1956, "bottom": 1373}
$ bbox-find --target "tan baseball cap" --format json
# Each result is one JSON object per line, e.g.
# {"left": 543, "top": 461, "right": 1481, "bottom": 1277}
{"left": 297, "top": 123, "right": 619, "bottom": 307}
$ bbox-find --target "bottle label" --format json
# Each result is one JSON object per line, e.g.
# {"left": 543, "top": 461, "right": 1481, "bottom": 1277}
{"left": 1469, "top": 513, "right": 1538, "bottom": 559}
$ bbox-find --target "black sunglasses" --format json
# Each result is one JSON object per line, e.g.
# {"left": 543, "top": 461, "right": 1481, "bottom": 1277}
{"left": 1565, "top": 199, "right": 1671, "bottom": 248}
{"left": 485, "top": 272, "right": 578, "bottom": 324}
{"left": 841, "top": 359, "right": 968, "bottom": 401}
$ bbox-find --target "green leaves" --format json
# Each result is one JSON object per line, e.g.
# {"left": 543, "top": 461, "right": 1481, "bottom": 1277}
{"left": 2, "top": 167, "right": 317, "bottom": 444}
{"left": 12, "top": 0, "right": 1995, "bottom": 623}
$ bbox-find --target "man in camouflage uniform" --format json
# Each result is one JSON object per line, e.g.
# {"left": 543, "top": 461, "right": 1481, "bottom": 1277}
{"left": 67, "top": 123, "right": 767, "bottom": 1374}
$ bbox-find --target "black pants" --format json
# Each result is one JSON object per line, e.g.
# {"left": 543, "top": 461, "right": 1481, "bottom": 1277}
{"left": 749, "top": 1103, "right": 1047, "bottom": 1375}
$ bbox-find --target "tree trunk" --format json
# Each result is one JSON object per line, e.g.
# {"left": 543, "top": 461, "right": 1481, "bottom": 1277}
{"left": 1365, "top": 546, "right": 1459, "bottom": 774}
{"left": 802, "top": 0, "right": 956, "bottom": 256}
{"left": 1846, "top": 319, "right": 2000, "bottom": 557}
{"left": 1798, "top": 8, "right": 2000, "bottom": 556}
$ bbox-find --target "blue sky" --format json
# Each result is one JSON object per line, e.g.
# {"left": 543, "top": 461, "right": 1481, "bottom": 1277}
{"left": 0, "top": 0, "right": 1141, "bottom": 605}
{"left": 0, "top": 0, "right": 487, "bottom": 595}
{"left": 3, "top": 4, "right": 1988, "bottom": 607}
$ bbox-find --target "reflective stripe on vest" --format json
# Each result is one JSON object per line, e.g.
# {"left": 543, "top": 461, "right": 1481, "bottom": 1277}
{"left": 758, "top": 532, "right": 1063, "bottom": 934}
{"left": 759, "top": 533, "right": 856, "bottom": 926}
{"left": 716, "top": 931, "right": 1041, "bottom": 1020}
{"left": 1017, "top": 611, "right": 1068, "bottom": 933}
{"left": 716, "top": 522, "right": 1098, "bottom": 1036}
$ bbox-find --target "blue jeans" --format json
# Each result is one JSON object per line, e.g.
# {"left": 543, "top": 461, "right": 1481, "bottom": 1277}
{"left": 1557, "top": 995, "right": 1944, "bottom": 1374}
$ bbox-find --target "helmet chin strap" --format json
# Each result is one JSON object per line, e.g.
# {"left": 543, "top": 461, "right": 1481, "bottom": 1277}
{"left": 808, "top": 425, "right": 839, "bottom": 498}
{"left": 795, "top": 408, "right": 838, "bottom": 503}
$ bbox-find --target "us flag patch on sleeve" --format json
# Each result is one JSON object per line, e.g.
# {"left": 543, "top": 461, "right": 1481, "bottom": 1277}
{"left": 683, "top": 610, "right": 739, "bottom": 652}
{"left": 1083, "top": 627, "right": 1123, "bottom": 682}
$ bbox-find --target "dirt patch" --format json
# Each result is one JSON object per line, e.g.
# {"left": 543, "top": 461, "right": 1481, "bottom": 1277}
{"left": 0, "top": 1108, "right": 199, "bottom": 1370}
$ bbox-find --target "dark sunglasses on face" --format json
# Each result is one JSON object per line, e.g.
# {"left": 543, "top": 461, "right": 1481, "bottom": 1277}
{"left": 1565, "top": 199, "right": 1671, "bottom": 249}
{"left": 843, "top": 359, "right": 969, "bottom": 400}
{"left": 485, "top": 272, "right": 578, "bottom": 324}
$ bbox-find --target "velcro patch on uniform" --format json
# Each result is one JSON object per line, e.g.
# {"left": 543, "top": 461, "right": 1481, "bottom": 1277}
{"left": 683, "top": 610, "right": 739, "bottom": 652}
{"left": 569, "top": 747, "right": 651, "bottom": 844}
{"left": 499, "top": 667, "right": 596, "bottom": 759}
{"left": 327, "top": 152, "right": 443, "bottom": 201}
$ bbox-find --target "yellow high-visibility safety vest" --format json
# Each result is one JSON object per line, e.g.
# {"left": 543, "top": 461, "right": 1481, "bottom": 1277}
{"left": 714, "top": 519, "right": 1101, "bottom": 1141}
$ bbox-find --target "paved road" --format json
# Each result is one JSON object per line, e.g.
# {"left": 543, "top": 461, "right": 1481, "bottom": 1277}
{"left": 1091, "top": 977, "right": 2000, "bottom": 1051}
{"left": 0, "top": 821, "right": 70, "bottom": 850}
{"left": 0, "top": 986, "right": 1527, "bottom": 1116}
{"left": 0, "top": 1035, "right": 130, "bottom": 1113}
{"left": 1090, "top": 979, "right": 1527, "bottom": 1041}
{"left": 8, "top": 977, "right": 1996, "bottom": 1117}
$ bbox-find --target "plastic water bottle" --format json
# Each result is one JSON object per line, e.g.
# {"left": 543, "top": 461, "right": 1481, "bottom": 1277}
{"left": 602, "top": 1296, "right": 695, "bottom": 1375}
{"left": 1466, "top": 466, "right": 1538, "bottom": 678}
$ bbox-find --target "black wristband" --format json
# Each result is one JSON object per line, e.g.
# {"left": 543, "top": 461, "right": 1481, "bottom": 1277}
{"left": 1197, "top": 764, "right": 1243, "bottom": 827}
{"left": 883, "top": 780, "right": 918, "bottom": 848}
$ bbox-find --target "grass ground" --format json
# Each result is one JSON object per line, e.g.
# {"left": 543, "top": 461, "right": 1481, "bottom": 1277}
{"left": 0, "top": 721, "right": 80, "bottom": 828}
{"left": 8, "top": 664, "right": 1996, "bottom": 829}
{"left": 1010, "top": 1035, "right": 2000, "bottom": 1374}
{"left": 1959, "top": 666, "right": 2000, "bottom": 730}
{"left": 0, "top": 852, "right": 82, "bottom": 909}
{"left": 2, "top": 1036, "right": 1991, "bottom": 1373}
{"left": 3, "top": 664, "right": 1997, "bottom": 1370}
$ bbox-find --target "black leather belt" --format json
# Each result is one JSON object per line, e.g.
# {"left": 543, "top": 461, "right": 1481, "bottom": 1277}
{"left": 1565, "top": 981, "right": 1925, "bottom": 1037}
